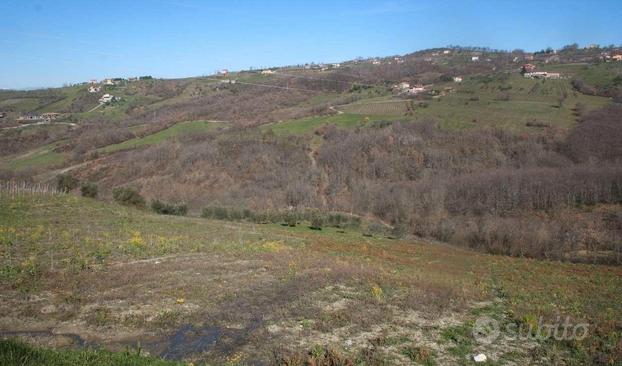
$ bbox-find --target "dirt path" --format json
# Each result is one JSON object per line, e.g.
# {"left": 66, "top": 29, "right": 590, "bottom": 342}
{"left": 306, "top": 144, "right": 329, "bottom": 209}
{"left": 86, "top": 103, "right": 103, "bottom": 113}
{"left": 1, "top": 121, "right": 77, "bottom": 130}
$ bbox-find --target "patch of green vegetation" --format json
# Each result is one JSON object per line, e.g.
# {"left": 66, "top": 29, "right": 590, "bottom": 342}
{"left": 401, "top": 345, "right": 436, "bottom": 365}
{"left": 569, "top": 62, "right": 622, "bottom": 89}
{"left": 0, "top": 339, "right": 185, "bottom": 366}
{"left": 440, "top": 323, "right": 475, "bottom": 358}
{"left": 3, "top": 145, "right": 65, "bottom": 171}
{"left": 339, "top": 75, "right": 610, "bottom": 131}
{"left": 99, "top": 120, "right": 227, "bottom": 153}
{"left": 265, "top": 113, "right": 400, "bottom": 135}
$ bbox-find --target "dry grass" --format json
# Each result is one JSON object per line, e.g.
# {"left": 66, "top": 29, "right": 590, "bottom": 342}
{"left": 1, "top": 193, "right": 621, "bottom": 364}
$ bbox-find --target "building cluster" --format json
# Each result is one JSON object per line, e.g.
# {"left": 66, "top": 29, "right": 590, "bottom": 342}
{"left": 393, "top": 82, "right": 428, "bottom": 96}
{"left": 523, "top": 71, "right": 561, "bottom": 79}
{"left": 17, "top": 112, "right": 62, "bottom": 122}
{"left": 600, "top": 52, "right": 622, "bottom": 62}
{"left": 521, "top": 64, "right": 561, "bottom": 79}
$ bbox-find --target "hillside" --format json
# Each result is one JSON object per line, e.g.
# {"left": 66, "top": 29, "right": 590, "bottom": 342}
{"left": 1, "top": 46, "right": 622, "bottom": 364}
{"left": 1, "top": 190, "right": 621, "bottom": 365}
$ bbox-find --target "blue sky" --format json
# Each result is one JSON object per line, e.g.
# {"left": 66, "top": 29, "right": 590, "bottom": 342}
{"left": 1, "top": 0, "right": 621, "bottom": 89}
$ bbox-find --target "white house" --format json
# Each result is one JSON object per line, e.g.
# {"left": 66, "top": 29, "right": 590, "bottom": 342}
{"left": 471, "top": 56, "right": 479, "bottom": 62}
{"left": 443, "top": 50, "right": 451, "bottom": 54}
{"left": 406, "top": 85, "right": 426, "bottom": 95}
{"left": 260, "top": 69, "right": 275, "bottom": 75}
{"left": 394, "top": 82, "right": 410, "bottom": 91}
{"left": 99, "top": 94, "right": 116, "bottom": 104}
{"left": 524, "top": 72, "right": 561, "bottom": 79}
{"left": 453, "top": 76, "right": 463, "bottom": 83}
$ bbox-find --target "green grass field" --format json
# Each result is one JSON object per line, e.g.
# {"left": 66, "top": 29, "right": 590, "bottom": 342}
{"left": 2, "top": 143, "right": 66, "bottom": 171}
{"left": 98, "top": 120, "right": 228, "bottom": 153}
{"left": 0, "top": 191, "right": 620, "bottom": 364}
{"left": 264, "top": 112, "right": 403, "bottom": 135}
{"left": 339, "top": 75, "right": 611, "bottom": 131}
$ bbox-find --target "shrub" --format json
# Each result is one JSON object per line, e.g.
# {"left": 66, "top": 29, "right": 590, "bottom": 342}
{"left": 363, "top": 222, "right": 385, "bottom": 237}
{"left": 201, "top": 207, "right": 214, "bottom": 218}
{"left": 282, "top": 211, "right": 297, "bottom": 227}
{"left": 228, "top": 208, "right": 243, "bottom": 221}
{"left": 80, "top": 182, "right": 98, "bottom": 198}
{"left": 213, "top": 207, "right": 229, "bottom": 220}
{"left": 112, "top": 187, "right": 145, "bottom": 207}
{"left": 56, "top": 174, "right": 79, "bottom": 193}
{"left": 388, "top": 224, "right": 408, "bottom": 239}
{"left": 328, "top": 213, "right": 346, "bottom": 228}
{"left": 151, "top": 200, "right": 187, "bottom": 216}
{"left": 309, "top": 211, "right": 325, "bottom": 230}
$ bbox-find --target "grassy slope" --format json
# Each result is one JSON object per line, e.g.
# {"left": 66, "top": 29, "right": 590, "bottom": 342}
{"left": 264, "top": 113, "right": 402, "bottom": 135}
{"left": 339, "top": 75, "right": 610, "bottom": 131}
{"left": 1, "top": 141, "right": 66, "bottom": 171}
{"left": 0, "top": 193, "right": 620, "bottom": 364}
{"left": 98, "top": 120, "right": 228, "bottom": 153}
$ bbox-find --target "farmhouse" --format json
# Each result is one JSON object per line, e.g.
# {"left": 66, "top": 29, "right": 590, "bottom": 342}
{"left": 612, "top": 54, "right": 622, "bottom": 61}
{"left": 88, "top": 79, "right": 98, "bottom": 85}
{"left": 443, "top": 50, "right": 451, "bottom": 54}
{"left": 88, "top": 86, "right": 101, "bottom": 93}
{"left": 406, "top": 85, "right": 426, "bottom": 95}
{"left": 260, "top": 69, "right": 275, "bottom": 75}
{"left": 523, "top": 72, "right": 561, "bottom": 79}
{"left": 17, "top": 114, "right": 40, "bottom": 121}
{"left": 103, "top": 78, "right": 116, "bottom": 86}
{"left": 471, "top": 56, "right": 479, "bottom": 62}
{"left": 453, "top": 76, "right": 463, "bottom": 83}
{"left": 394, "top": 82, "right": 410, "bottom": 91}
{"left": 99, "top": 94, "right": 117, "bottom": 104}
{"left": 41, "top": 113, "right": 61, "bottom": 121}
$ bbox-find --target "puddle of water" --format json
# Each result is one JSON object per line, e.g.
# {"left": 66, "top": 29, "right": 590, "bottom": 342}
{"left": 160, "top": 324, "right": 222, "bottom": 360}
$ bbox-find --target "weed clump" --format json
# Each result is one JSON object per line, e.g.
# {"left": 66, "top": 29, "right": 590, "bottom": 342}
{"left": 150, "top": 200, "right": 187, "bottom": 216}
{"left": 56, "top": 174, "right": 79, "bottom": 193}
{"left": 112, "top": 187, "right": 145, "bottom": 207}
{"left": 80, "top": 182, "right": 98, "bottom": 198}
